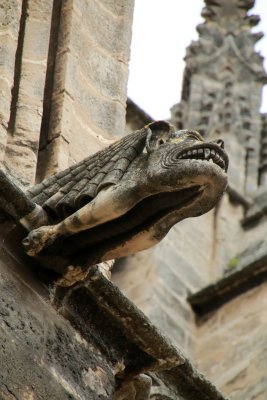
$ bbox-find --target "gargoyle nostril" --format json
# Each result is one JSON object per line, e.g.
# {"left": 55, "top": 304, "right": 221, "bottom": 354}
{"left": 216, "top": 139, "right": 224, "bottom": 149}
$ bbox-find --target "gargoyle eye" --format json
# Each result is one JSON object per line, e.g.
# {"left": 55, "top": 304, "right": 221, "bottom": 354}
{"left": 188, "top": 131, "right": 203, "bottom": 141}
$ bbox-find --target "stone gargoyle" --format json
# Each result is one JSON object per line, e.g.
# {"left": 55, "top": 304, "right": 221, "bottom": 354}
{"left": 0, "top": 121, "right": 228, "bottom": 279}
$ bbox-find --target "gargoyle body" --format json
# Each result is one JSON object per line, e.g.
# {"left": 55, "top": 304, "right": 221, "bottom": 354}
{"left": 0, "top": 121, "right": 228, "bottom": 275}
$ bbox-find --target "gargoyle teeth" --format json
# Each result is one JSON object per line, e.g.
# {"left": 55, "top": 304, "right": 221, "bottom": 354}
{"left": 177, "top": 146, "right": 226, "bottom": 171}
{"left": 204, "top": 148, "right": 210, "bottom": 158}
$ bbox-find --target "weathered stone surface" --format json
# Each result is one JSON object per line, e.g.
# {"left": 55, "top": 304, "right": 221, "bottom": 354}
{"left": 2, "top": 0, "right": 134, "bottom": 186}
{"left": 34, "top": 0, "right": 134, "bottom": 182}
{"left": 0, "top": 0, "right": 22, "bottom": 161}
{"left": 69, "top": 42, "right": 129, "bottom": 100}
{"left": 99, "top": 0, "right": 134, "bottom": 18}
{"left": 0, "top": 0, "right": 21, "bottom": 33}
{"left": 4, "top": 0, "right": 53, "bottom": 187}
{"left": 188, "top": 237, "right": 267, "bottom": 315}
{"left": 54, "top": 264, "right": 228, "bottom": 400}
{"left": 72, "top": 0, "right": 134, "bottom": 58}
{"left": 114, "top": 374, "right": 152, "bottom": 400}
{"left": 194, "top": 281, "right": 267, "bottom": 399}
{"left": 0, "top": 125, "right": 7, "bottom": 162}
{"left": 0, "top": 224, "right": 115, "bottom": 399}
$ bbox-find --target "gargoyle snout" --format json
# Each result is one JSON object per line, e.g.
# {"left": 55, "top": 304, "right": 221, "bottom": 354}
{"left": 216, "top": 139, "right": 224, "bottom": 149}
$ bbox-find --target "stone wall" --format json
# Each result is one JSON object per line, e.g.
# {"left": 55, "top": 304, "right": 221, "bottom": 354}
{"left": 0, "top": 0, "right": 134, "bottom": 187}
{"left": 0, "top": 223, "right": 115, "bottom": 399}
{"left": 113, "top": 195, "right": 245, "bottom": 354}
{"left": 194, "top": 281, "right": 267, "bottom": 400}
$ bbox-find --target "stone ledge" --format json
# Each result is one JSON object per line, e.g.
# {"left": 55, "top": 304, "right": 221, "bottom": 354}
{"left": 0, "top": 220, "right": 228, "bottom": 399}
{"left": 56, "top": 265, "right": 229, "bottom": 400}
{"left": 188, "top": 239, "right": 267, "bottom": 316}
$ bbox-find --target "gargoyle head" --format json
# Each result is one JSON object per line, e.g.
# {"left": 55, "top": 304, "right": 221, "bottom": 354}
{"left": 140, "top": 121, "right": 228, "bottom": 237}
{"left": 19, "top": 121, "right": 228, "bottom": 273}
{"left": 94, "top": 121, "right": 228, "bottom": 262}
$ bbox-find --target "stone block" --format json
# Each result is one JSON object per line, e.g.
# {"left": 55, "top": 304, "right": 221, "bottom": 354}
{"left": 99, "top": 0, "right": 134, "bottom": 18}
{"left": 49, "top": 92, "right": 105, "bottom": 162}
{"left": 65, "top": 73, "right": 126, "bottom": 136}
{"left": 18, "top": 62, "right": 47, "bottom": 102}
{"left": 0, "top": 0, "right": 22, "bottom": 34}
{"left": 154, "top": 238, "right": 207, "bottom": 291}
{"left": 112, "top": 250, "right": 155, "bottom": 295}
{"left": 194, "top": 282, "right": 267, "bottom": 398}
{"left": 0, "top": 78, "right": 12, "bottom": 122}
{"left": 27, "top": 0, "right": 53, "bottom": 20}
{"left": 13, "top": 105, "right": 43, "bottom": 140}
{"left": 0, "top": 124, "right": 7, "bottom": 161}
{"left": 37, "top": 135, "right": 70, "bottom": 181}
{"left": 153, "top": 281, "right": 192, "bottom": 323}
{"left": 22, "top": 18, "right": 52, "bottom": 61}
{"left": 155, "top": 258, "right": 189, "bottom": 297}
{"left": 72, "top": 0, "right": 133, "bottom": 58}
{"left": 5, "top": 142, "right": 38, "bottom": 187}
{"left": 68, "top": 42, "right": 128, "bottom": 100}
{"left": 0, "top": 34, "right": 17, "bottom": 73}
{"left": 66, "top": 111, "right": 108, "bottom": 162}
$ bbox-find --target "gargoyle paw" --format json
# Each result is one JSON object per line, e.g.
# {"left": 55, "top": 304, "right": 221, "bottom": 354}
{"left": 22, "top": 226, "right": 59, "bottom": 256}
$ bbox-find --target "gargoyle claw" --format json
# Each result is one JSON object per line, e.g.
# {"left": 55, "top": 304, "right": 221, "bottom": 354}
{"left": 22, "top": 226, "right": 59, "bottom": 256}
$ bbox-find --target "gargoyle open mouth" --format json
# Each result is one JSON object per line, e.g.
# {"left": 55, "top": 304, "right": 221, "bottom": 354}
{"left": 60, "top": 186, "right": 202, "bottom": 259}
{"left": 175, "top": 143, "right": 229, "bottom": 172}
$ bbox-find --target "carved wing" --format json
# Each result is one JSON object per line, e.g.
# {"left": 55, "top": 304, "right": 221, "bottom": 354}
{"left": 27, "top": 127, "right": 147, "bottom": 220}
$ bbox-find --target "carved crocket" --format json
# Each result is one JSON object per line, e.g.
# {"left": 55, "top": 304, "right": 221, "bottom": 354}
{"left": 0, "top": 121, "right": 228, "bottom": 275}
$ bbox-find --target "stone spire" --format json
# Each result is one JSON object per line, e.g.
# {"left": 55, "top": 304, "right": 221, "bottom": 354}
{"left": 171, "top": 0, "right": 267, "bottom": 196}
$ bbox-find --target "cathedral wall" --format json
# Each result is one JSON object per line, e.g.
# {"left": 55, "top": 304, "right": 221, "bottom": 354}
{"left": 113, "top": 206, "right": 217, "bottom": 354}
{"left": 0, "top": 0, "right": 134, "bottom": 187}
{"left": 212, "top": 194, "right": 245, "bottom": 278}
{"left": 113, "top": 195, "right": 245, "bottom": 355}
{"left": 242, "top": 218, "right": 267, "bottom": 249}
{"left": 193, "top": 281, "right": 267, "bottom": 400}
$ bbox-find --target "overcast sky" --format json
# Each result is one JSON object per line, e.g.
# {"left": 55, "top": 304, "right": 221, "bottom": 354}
{"left": 128, "top": 0, "right": 267, "bottom": 120}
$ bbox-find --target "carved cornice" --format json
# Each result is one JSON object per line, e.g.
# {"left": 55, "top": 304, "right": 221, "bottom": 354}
{"left": 188, "top": 238, "right": 267, "bottom": 316}
{"left": 55, "top": 265, "right": 229, "bottom": 399}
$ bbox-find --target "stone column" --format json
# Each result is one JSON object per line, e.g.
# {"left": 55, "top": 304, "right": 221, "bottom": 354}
{"left": 4, "top": 0, "right": 53, "bottom": 188}
{"left": 0, "top": 0, "right": 22, "bottom": 161}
